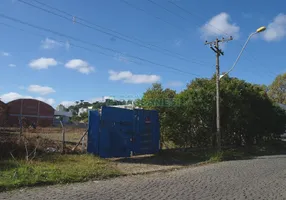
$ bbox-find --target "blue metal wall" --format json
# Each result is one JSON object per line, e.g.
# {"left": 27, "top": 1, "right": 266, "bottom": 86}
{"left": 87, "top": 106, "right": 160, "bottom": 158}
{"left": 87, "top": 110, "right": 100, "bottom": 155}
{"left": 133, "top": 109, "right": 160, "bottom": 155}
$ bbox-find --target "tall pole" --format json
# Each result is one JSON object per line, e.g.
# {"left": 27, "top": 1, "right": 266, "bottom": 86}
{"left": 215, "top": 39, "right": 221, "bottom": 151}
{"left": 205, "top": 37, "right": 233, "bottom": 151}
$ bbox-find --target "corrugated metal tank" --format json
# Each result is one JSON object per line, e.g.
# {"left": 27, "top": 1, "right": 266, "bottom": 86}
{"left": 6, "top": 99, "right": 55, "bottom": 127}
{"left": 0, "top": 100, "right": 8, "bottom": 126}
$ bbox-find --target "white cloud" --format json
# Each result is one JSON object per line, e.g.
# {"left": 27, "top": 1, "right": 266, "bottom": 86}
{"left": 167, "top": 81, "right": 184, "bottom": 87}
{"left": 41, "top": 38, "right": 62, "bottom": 49}
{"left": 65, "top": 59, "right": 94, "bottom": 74}
{"left": 108, "top": 70, "right": 160, "bottom": 84}
{"left": 263, "top": 13, "right": 286, "bottom": 42}
{"left": 0, "top": 92, "right": 32, "bottom": 102}
{"left": 2, "top": 52, "right": 10, "bottom": 56}
{"left": 8, "top": 64, "right": 16, "bottom": 67}
{"left": 59, "top": 101, "right": 76, "bottom": 107}
{"left": 0, "top": 92, "right": 55, "bottom": 105}
{"left": 35, "top": 97, "right": 55, "bottom": 105}
{"left": 29, "top": 57, "right": 58, "bottom": 69}
{"left": 28, "top": 85, "right": 56, "bottom": 95}
{"left": 200, "top": 12, "right": 240, "bottom": 39}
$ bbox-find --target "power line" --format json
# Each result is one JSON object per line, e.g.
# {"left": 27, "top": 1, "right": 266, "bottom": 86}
{"left": 17, "top": 0, "right": 208, "bottom": 65}
{"left": 168, "top": 1, "right": 231, "bottom": 37}
{"left": 0, "top": 21, "right": 135, "bottom": 63}
{"left": 0, "top": 14, "right": 202, "bottom": 77}
{"left": 31, "top": 0, "right": 180, "bottom": 56}
{"left": 119, "top": 0, "right": 187, "bottom": 32}
{"left": 168, "top": 1, "right": 278, "bottom": 78}
{"left": 122, "top": 0, "right": 277, "bottom": 79}
{"left": 146, "top": 0, "right": 189, "bottom": 22}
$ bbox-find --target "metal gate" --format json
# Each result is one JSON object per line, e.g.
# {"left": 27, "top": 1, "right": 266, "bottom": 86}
{"left": 87, "top": 106, "right": 160, "bottom": 158}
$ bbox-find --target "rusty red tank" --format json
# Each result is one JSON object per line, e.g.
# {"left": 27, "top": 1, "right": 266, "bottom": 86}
{"left": 6, "top": 99, "right": 55, "bottom": 127}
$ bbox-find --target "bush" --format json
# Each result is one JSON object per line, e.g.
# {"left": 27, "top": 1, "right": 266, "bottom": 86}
{"left": 139, "top": 77, "right": 286, "bottom": 149}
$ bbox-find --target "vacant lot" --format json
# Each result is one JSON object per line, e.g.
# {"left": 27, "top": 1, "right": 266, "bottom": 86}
{"left": 1, "top": 127, "right": 286, "bottom": 193}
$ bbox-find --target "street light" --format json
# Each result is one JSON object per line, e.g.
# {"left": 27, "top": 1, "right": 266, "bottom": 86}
{"left": 219, "top": 26, "right": 267, "bottom": 79}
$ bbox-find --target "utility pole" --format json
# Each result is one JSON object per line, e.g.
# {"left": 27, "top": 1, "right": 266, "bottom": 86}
{"left": 205, "top": 36, "right": 233, "bottom": 151}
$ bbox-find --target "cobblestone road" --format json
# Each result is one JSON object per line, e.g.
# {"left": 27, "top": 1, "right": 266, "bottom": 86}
{"left": 1, "top": 155, "right": 286, "bottom": 200}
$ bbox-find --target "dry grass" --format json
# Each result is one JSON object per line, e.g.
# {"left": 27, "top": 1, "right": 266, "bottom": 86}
{"left": 1, "top": 126, "right": 86, "bottom": 143}
{"left": 0, "top": 127, "right": 87, "bottom": 160}
{"left": 0, "top": 127, "right": 122, "bottom": 192}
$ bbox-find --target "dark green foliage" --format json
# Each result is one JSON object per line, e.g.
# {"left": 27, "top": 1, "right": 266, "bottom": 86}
{"left": 135, "top": 83, "right": 177, "bottom": 146}
{"left": 139, "top": 76, "right": 286, "bottom": 148}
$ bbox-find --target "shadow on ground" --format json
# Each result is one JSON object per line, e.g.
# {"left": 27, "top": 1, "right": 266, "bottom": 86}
{"left": 111, "top": 148, "right": 221, "bottom": 167}
{"left": 111, "top": 141, "right": 286, "bottom": 167}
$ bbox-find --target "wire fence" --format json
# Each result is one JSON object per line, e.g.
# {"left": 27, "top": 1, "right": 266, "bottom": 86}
{"left": 0, "top": 126, "right": 88, "bottom": 160}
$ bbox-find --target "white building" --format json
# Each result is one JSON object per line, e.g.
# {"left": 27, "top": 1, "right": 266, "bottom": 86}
{"left": 54, "top": 105, "right": 73, "bottom": 125}
{"left": 78, "top": 106, "right": 93, "bottom": 116}
{"left": 108, "top": 104, "right": 141, "bottom": 110}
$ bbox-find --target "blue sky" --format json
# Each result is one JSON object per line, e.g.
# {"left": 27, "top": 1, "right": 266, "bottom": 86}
{"left": 0, "top": 0, "right": 285, "bottom": 107}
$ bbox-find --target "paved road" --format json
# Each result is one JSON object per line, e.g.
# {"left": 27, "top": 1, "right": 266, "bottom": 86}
{"left": 1, "top": 155, "right": 286, "bottom": 200}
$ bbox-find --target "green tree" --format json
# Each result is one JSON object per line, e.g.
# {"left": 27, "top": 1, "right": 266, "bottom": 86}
{"left": 268, "top": 73, "right": 286, "bottom": 104}
{"left": 166, "top": 78, "right": 216, "bottom": 148}
{"left": 136, "top": 83, "right": 176, "bottom": 147}
{"left": 138, "top": 77, "right": 286, "bottom": 149}
{"left": 56, "top": 104, "right": 68, "bottom": 111}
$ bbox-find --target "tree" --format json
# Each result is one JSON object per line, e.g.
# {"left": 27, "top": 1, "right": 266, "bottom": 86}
{"left": 268, "top": 73, "right": 286, "bottom": 104}
{"left": 136, "top": 83, "right": 176, "bottom": 147}
{"left": 56, "top": 104, "right": 68, "bottom": 111}
{"left": 166, "top": 78, "right": 216, "bottom": 148}
{"left": 138, "top": 76, "right": 286, "bottom": 149}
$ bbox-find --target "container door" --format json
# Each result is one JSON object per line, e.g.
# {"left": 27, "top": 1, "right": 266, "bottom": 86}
{"left": 133, "top": 109, "right": 160, "bottom": 155}
{"left": 87, "top": 110, "right": 100, "bottom": 155}
{"left": 100, "top": 106, "right": 134, "bottom": 158}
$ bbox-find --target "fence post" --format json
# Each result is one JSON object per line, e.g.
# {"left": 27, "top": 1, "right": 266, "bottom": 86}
{"left": 81, "top": 135, "right": 85, "bottom": 153}
{"left": 59, "top": 120, "right": 65, "bottom": 153}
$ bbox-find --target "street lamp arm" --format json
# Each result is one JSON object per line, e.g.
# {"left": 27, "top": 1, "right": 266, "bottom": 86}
{"left": 219, "top": 32, "right": 256, "bottom": 79}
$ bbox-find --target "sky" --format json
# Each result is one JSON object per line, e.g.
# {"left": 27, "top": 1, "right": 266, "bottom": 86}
{"left": 0, "top": 0, "right": 285, "bottom": 108}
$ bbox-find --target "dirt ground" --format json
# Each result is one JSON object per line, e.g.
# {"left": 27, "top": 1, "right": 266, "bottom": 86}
{"left": 110, "top": 156, "right": 181, "bottom": 174}
{"left": 109, "top": 152, "right": 205, "bottom": 175}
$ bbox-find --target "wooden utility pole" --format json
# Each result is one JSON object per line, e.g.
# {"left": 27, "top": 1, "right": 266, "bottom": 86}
{"left": 205, "top": 36, "right": 233, "bottom": 151}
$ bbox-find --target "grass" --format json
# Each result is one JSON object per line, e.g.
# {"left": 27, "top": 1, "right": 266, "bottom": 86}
{"left": 0, "top": 154, "right": 121, "bottom": 192}
{"left": 1, "top": 138, "right": 285, "bottom": 192}
{"left": 158, "top": 140, "right": 286, "bottom": 165}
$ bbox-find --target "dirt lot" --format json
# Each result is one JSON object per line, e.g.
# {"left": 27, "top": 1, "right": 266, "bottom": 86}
{"left": 0, "top": 127, "right": 87, "bottom": 160}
